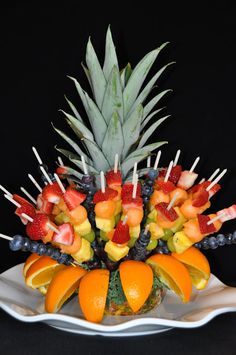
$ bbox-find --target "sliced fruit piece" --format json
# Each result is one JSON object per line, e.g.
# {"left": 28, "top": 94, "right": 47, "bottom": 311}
{"left": 197, "top": 214, "right": 216, "bottom": 234}
{"left": 169, "top": 165, "right": 182, "bottom": 184}
{"left": 37, "top": 194, "right": 54, "bottom": 215}
{"left": 172, "top": 247, "right": 210, "bottom": 290}
{"left": 57, "top": 198, "right": 68, "bottom": 212}
{"left": 68, "top": 205, "right": 88, "bottom": 225}
{"left": 114, "top": 200, "right": 122, "bottom": 215}
{"left": 149, "top": 222, "right": 164, "bottom": 239}
{"left": 78, "top": 269, "right": 109, "bottom": 323}
{"left": 146, "top": 239, "right": 158, "bottom": 250}
{"left": 126, "top": 208, "right": 144, "bottom": 227}
{"left": 180, "top": 199, "right": 211, "bottom": 219}
{"left": 54, "top": 212, "right": 70, "bottom": 225}
{"left": 74, "top": 218, "right": 91, "bottom": 236}
{"left": 158, "top": 181, "right": 175, "bottom": 194}
{"left": 129, "top": 224, "right": 141, "bottom": 238}
{"left": 150, "top": 190, "right": 170, "bottom": 208}
{"left": 177, "top": 171, "right": 198, "bottom": 190}
{"left": 58, "top": 233, "right": 82, "bottom": 255}
{"left": 93, "top": 187, "right": 118, "bottom": 203}
{"left": 121, "top": 182, "right": 141, "bottom": 199}
{"left": 63, "top": 187, "right": 86, "bottom": 211}
{"left": 15, "top": 203, "right": 36, "bottom": 225}
{"left": 42, "top": 229, "right": 54, "bottom": 243}
{"left": 161, "top": 228, "right": 174, "bottom": 241}
{"left": 51, "top": 204, "right": 61, "bottom": 216}
{"left": 26, "top": 213, "right": 50, "bottom": 240}
{"left": 95, "top": 216, "right": 115, "bottom": 232}
{"left": 104, "top": 240, "right": 129, "bottom": 261}
{"left": 119, "top": 260, "right": 153, "bottom": 312}
{"left": 52, "top": 223, "right": 74, "bottom": 246}
{"left": 200, "top": 181, "right": 221, "bottom": 198}
{"left": 105, "top": 170, "right": 122, "bottom": 188}
{"left": 217, "top": 204, "right": 236, "bottom": 222}
{"left": 95, "top": 200, "right": 116, "bottom": 218}
{"left": 13, "top": 194, "right": 32, "bottom": 207}
{"left": 146, "top": 254, "right": 192, "bottom": 303}
{"left": 45, "top": 265, "right": 86, "bottom": 313}
{"left": 122, "top": 196, "right": 143, "bottom": 212}
{"left": 169, "top": 188, "right": 188, "bottom": 206}
{"left": 155, "top": 202, "right": 178, "bottom": 221}
{"left": 71, "top": 238, "right": 93, "bottom": 263}
{"left": 147, "top": 208, "right": 158, "bottom": 222}
{"left": 170, "top": 207, "right": 187, "bottom": 233}
{"left": 183, "top": 218, "right": 203, "bottom": 243}
{"left": 25, "top": 256, "right": 65, "bottom": 289}
{"left": 23, "top": 253, "right": 41, "bottom": 277}
{"left": 192, "top": 189, "right": 209, "bottom": 207}
{"left": 42, "top": 182, "right": 64, "bottom": 204}
{"left": 82, "top": 229, "right": 95, "bottom": 243}
{"left": 172, "top": 231, "right": 193, "bottom": 253}
{"left": 112, "top": 221, "right": 130, "bottom": 244}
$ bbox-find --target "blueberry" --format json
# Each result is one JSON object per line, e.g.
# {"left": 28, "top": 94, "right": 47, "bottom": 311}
{"left": 232, "top": 231, "right": 236, "bottom": 244}
{"left": 45, "top": 246, "right": 54, "bottom": 256}
{"left": 57, "top": 253, "right": 69, "bottom": 264}
{"left": 158, "top": 239, "right": 166, "bottom": 247}
{"left": 82, "top": 175, "right": 93, "bottom": 184}
{"left": 162, "top": 245, "right": 170, "bottom": 254}
{"left": 142, "top": 185, "right": 153, "bottom": 196}
{"left": 37, "top": 244, "right": 47, "bottom": 256}
{"left": 146, "top": 179, "right": 154, "bottom": 186}
{"left": 9, "top": 235, "right": 24, "bottom": 251}
{"left": 154, "top": 246, "right": 164, "bottom": 254}
{"left": 21, "top": 237, "right": 31, "bottom": 251}
{"left": 143, "top": 196, "right": 149, "bottom": 203}
{"left": 30, "top": 241, "right": 39, "bottom": 253}
{"left": 51, "top": 249, "right": 61, "bottom": 261}
{"left": 194, "top": 242, "right": 202, "bottom": 249}
{"left": 201, "top": 238, "right": 210, "bottom": 250}
{"left": 148, "top": 169, "right": 158, "bottom": 180}
{"left": 208, "top": 236, "right": 218, "bottom": 249}
{"left": 216, "top": 234, "right": 226, "bottom": 246}
{"left": 225, "top": 234, "right": 233, "bottom": 245}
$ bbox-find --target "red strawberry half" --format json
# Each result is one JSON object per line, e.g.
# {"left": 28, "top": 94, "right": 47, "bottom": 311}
{"left": 37, "top": 194, "right": 53, "bottom": 215}
{"left": 122, "top": 196, "right": 143, "bottom": 210}
{"left": 13, "top": 194, "right": 32, "bottom": 207}
{"left": 105, "top": 170, "right": 122, "bottom": 187}
{"left": 52, "top": 223, "right": 74, "bottom": 246}
{"left": 155, "top": 202, "right": 178, "bottom": 221}
{"left": 112, "top": 221, "right": 130, "bottom": 244}
{"left": 42, "top": 182, "right": 64, "bottom": 204}
{"left": 201, "top": 181, "right": 221, "bottom": 198}
{"left": 158, "top": 181, "right": 176, "bottom": 194}
{"left": 192, "top": 189, "right": 209, "bottom": 207}
{"left": 93, "top": 187, "right": 118, "bottom": 203}
{"left": 15, "top": 203, "right": 36, "bottom": 225}
{"left": 168, "top": 165, "right": 182, "bottom": 184}
{"left": 63, "top": 187, "right": 86, "bottom": 211}
{"left": 121, "top": 182, "right": 141, "bottom": 199}
{"left": 217, "top": 205, "right": 236, "bottom": 222}
{"left": 26, "top": 213, "right": 50, "bottom": 240}
{"left": 197, "top": 214, "right": 216, "bottom": 234}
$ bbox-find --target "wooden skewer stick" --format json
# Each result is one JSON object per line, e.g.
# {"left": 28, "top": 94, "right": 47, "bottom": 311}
{"left": 207, "top": 212, "right": 226, "bottom": 225}
{"left": 0, "top": 185, "right": 13, "bottom": 197}
{"left": 20, "top": 187, "right": 37, "bottom": 205}
{"left": 147, "top": 156, "right": 151, "bottom": 168}
{"left": 32, "top": 146, "right": 43, "bottom": 165}
{"left": 132, "top": 174, "right": 138, "bottom": 199}
{"left": 81, "top": 155, "right": 88, "bottom": 175}
{"left": 4, "top": 194, "right": 21, "bottom": 208}
{"left": 122, "top": 215, "right": 128, "bottom": 225}
{"left": 164, "top": 160, "right": 174, "bottom": 182}
{"left": 189, "top": 156, "right": 200, "bottom": 173}
{"left": 153, "top": 151, "right": 161, "bottom": 170}
{"left": 132, "top": 162, "right": 138, "bottom": 184}
{"left": 54, "top": 173, "right": 66, "bottom": 194}
{"left": 46, "top": 223, "right": 60, "bottom": 234}
{"left": 167, "top": 192, "right": 179, "bottom": 211}
{"left": 40, "top": 166, "right": 53, "bottom": 185}
{"left": 114, "top": 154, "right": 119, "bottom": 173}
{"left": 199, "top": 178, "right": 205, "bottom": 184}
{"left": 28, "top": 174, "right": 42, "bottom": 193}
{"left": 0, "top": 233, "right": 13, "bottom": 241}
{"left": 58, "top": 156, "right": 64, "bottom": 166}
{"left": 208, "top": 168, "right": 220, "bottom": 182}
{"left": 173, "top": 149, "right": 181, "bottom": 167}
{"left": 21, "top": 213, "right": 34, "bottom": 223}
{"left": 100, "top": 171, "right": 105, "bottom": 193}
{"left": 206, "top": 169, "right": 227, "bottom": 192}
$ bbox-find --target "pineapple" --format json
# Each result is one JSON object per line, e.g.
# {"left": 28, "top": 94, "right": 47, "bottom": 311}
{"left": 54, "top": 26, "right": 173, "bottom": 181}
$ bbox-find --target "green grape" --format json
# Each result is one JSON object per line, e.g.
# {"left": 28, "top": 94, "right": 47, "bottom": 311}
{"left": 146, "top": 239, "right": 158, "bottom": 251}
{"left": 162, "top": 229, "right": 174, "bottom": 241}
{"left": 167, "top": 237, "right": 176, "bottom": 252}
{"left": 83, "top": 230, "right": 95, "bottom": 243}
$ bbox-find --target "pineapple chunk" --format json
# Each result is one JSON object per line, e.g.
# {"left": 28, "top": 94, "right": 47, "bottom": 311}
{"left": 147, "top": 209, "right": 158, "bottom": 221}
{"left": 129, "top": 225, "right": 140, "bottom": 238}
{"left": 95, "top": 216, "right": 115, "bottom": 232}
{"left": 72, "top": 238, "right": 93, "bottom": 263}
{"left": 114, "top": 200, "right": 122, "bottom": 215}
{"left": 149, "top": 222, "right": 164, "bottom": 239}
{"left": 74, "top": 218, "right": 91, "bottom": 236}
{"left": 104, "top": 240, "right": 129, "bottom": 261}
{"left": 173, "top": 231, "right": 193, "bottom": 254}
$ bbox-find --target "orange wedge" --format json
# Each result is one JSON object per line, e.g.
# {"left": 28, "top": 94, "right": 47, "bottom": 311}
{"left": 25, "top": 256, "right": 65, "bottom": 289}
{"left": 45, "top": 265, "right": 86, "bottom": 313}
{"left": 172, "top": 247, "right": 210, "bottom": 290}
{"left": 146, "top": 254, "right": 192, "bottom": 303}
{"left": 23, "top": 253, "right": 41, "bottom": 277}
{"left": 78, "top": 269, "right": 109, "bottom": 323}
{"left": 119, "top": 260, "right": 153, "bottom": 312}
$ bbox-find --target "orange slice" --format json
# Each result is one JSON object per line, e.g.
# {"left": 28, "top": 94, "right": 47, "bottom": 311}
{"left": 172, "top": 246, "right": 210, "bottom": 290}
{"left": 119, "top": 260, "right": 153, "bottom": 312}
{"left": 25, "top": 256, "right": 65, "bottom": 289}
{"left": 146, "top": 254, "right": 192, "bottom": 303}
{"left": 23, "top": 253, "right": 41, "bottom": 277}
{"left": 78, "top": 269, "right": 109, "bottom": 323}
{"left": 45, "top": 265, "right": 86, "bottom": 313}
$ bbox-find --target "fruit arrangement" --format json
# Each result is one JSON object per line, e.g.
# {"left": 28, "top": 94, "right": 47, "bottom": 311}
{"left": 1, "top": 27, "right": 236, "bottom": 323}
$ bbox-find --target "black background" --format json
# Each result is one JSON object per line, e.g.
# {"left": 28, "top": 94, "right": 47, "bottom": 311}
{"left": 0, "top": 1, "right": 236, "bottom": 354}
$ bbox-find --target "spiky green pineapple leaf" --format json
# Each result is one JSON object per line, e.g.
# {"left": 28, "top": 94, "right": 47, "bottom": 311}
{"left": 69, "top": 157, "right": 99, "bottom": 174}
{"left": 123, "top": 42, "right": 169, "bottom": 117}
{"left": 64, "top": 96, "right": 82, "bottom": 121}
{"left": 68, "top": 76, "right": 89, "bottom": 111}
{"left": 102, "top": 66, "right": 124, "bottom": 124}
{"left": 82, "top": 138, "right": 110, "bottom": 171}
{"left": 138, "top": 115, "right": 170, "bottom": 148}
{"left": 102, "top": 111, "right": 124, "bottom": 166}
{"left": 120, "top": 63, "right": 132, "bottom": 89}
{"left": 86, "top": 38, "right": 106, "bottom": 109}
{"left": 121, "top": 141, "right": 167, "bottom": 177}
{"left": 81, "top": 62, "right": 93, "bottom": 91}
{"left": 122, "top": 104, "right": 143, "bottom": 158}
{"left": 140, "top": 108, "right": 166, "bottom": 130}
{"left": 143, "top": 89, "right": 172, "bottom": 120}
{"left": 103, "top": 26, "right": 119, "bottom": 80}
{"left": 55, "top": 147, "right": 82, "bottom": 162}
{"left": 59, "top": 110, "right": 94, "bottom": 141}
{"left": 128, "top": 62, "right": 175, "bottom": 116}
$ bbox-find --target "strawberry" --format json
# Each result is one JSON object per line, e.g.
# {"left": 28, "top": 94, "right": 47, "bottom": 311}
{"left": 217, "top": 205, "right": 236, "bottom": 222}
{"left": 155, "top": 202, "right": 178, "bottom": 221}
{"left": 105, "top": 170, "right": 122, "bottom": 187}
{"left": 122, "top": 196, "right": 143, "bottom": 211}
{"left": 192, "top": 189, "right": 209, "bottom": 207}
{"left": 197, "top": 214, "right": 216, "bottom": 234}
{"left": 201, "top": 181, "right": 221, "bottom": 198}
{"left": 15, "top": 203, "right": 36, "bottom": 223}
{"left": 169, "top": 165, "right": 182, "bottom": 184}
{"left": 37, "top": 194, "right": 53, "bottom": 215}
{"left": 63, "top": 186, "right": 86, "bottom": 211}
{"left": 13, "top": 194, "right": 32, "bottom": 207}
{"left": 158, "top": 181, "right": 176, "bottom": 194}
{"left": 52, "top": 223, "right": 74, "bottom": 246}
{"left": 56, "top": 167, "right": 67, "bottom": 175}
{"left": 177, "top": 171, "right": 198, "bottom": 190}
{"left": 93, "top": 187, "right": 118, "bottom": 203}
{"left": 112, "top": 221, "right": 130, "bottom": 244}
{"left": 121, "top": 182, "right": 141, "bottom": 199}
{"left": 26, "top": 213, "right": 50, "bottom": 240}
{"left": 42, "top": 182, "right": 64, "bottom": 204}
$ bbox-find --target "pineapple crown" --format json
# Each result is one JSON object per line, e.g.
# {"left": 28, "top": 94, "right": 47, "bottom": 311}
{"left": 54, "top": 26, "right": 174, "bottom": 182}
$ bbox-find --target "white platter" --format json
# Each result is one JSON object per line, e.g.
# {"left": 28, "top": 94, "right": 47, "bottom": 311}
{"left": 0, "top": 263, "right": 236, "bottom": 337}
